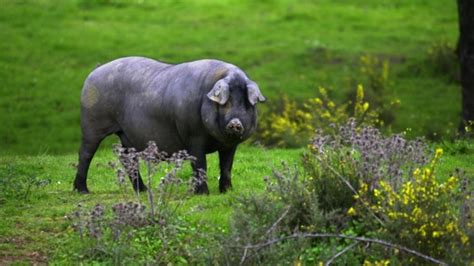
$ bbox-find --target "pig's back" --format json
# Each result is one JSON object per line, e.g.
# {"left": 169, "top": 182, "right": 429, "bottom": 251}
{"left": 80, "top": 57, "right": 171, "bottom": 111}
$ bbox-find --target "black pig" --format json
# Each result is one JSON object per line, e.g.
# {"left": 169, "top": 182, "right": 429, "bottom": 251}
{"left": 73, "top": 57, "right": 265, "bottom": 194}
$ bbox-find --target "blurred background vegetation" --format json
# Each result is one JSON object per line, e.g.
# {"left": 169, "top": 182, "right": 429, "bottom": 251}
{"left": 0, "top": 0, "right": 460, "bottom": 154}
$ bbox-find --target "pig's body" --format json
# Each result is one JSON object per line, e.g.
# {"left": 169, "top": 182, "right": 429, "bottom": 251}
{"left": 74, "top": 57, "right": 265, "bottom": 194}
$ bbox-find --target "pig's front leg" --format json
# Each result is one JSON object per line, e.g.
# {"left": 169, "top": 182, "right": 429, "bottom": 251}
{"left": 188, "top": 140, "right": 209, "bottom": 194}
{"left": 218, "top": 146, "right": 237, "bottom": 193}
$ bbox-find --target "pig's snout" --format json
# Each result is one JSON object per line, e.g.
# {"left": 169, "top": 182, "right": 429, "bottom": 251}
{"left": 226, "top": 118, "right": 244, "bottom": 136}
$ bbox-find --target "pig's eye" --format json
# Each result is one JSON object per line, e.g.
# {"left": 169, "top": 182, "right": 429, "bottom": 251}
{"left": 223, "top": 100, "right": 232, "bottom": 109}
{"left": 218, "top": 100, "right": 232, "bottom": 115}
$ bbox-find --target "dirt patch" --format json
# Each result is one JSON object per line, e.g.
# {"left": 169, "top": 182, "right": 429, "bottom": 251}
{"left": 0, "top": 236, "right": 48, "bottom": 265}
{"left": 0, "top": 253, "right": 48, "bottom": 265}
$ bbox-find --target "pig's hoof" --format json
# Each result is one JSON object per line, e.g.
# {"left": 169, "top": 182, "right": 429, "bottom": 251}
{"left": 219, "top": 180, "right": 232, "bottom": 193}
{"left": 219, "top": 185, "right": 232, "bottom": 193}
{"left": 133, "top": 185, "right": 147, "bottom": 193}
{"left": 72, "top": 181, "right": 89, "bottom": 194}
{"left": 74, "top": 187, "right": 90, "bottom": 194}
{"left": 195, "top": 184, "right": 210, "bottom": 195}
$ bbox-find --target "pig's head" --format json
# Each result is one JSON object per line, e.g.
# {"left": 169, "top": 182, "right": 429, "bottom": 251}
{"left": 201, "top": 70, "right": 265, "bottom": 145}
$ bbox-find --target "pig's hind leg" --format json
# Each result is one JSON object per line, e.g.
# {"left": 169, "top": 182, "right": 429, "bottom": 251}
{"left": 116, "top": 131, "right": 147, "bottom": 193}
{"left": 74, "top": 127, "right": 109, "bottom": 193}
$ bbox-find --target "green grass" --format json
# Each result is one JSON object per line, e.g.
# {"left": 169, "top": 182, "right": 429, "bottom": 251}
{"left": 0, "top": 145, "right": 472, "bottom": 264}
{"left": 0, "top": 0, "right": 461, "bottom": 154}
{"left": 0, "top": 145, "right": 301, "bottom": 263}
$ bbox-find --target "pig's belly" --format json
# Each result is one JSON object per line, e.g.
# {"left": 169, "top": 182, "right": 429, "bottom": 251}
{"left": 119, "top": 122, "right": 186, "bottom": 154}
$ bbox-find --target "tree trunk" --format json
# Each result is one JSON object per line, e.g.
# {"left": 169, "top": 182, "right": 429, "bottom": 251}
{"left": 457, "top": 0, "right": 474, "bottom": 135}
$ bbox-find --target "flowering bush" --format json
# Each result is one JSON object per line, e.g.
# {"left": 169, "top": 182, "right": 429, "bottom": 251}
{"left": 304, "top": 118, "right": 428, "bottom": 212}
{"left": 352, "top": 148, "right": 473, "bottom": 264}
{"left": 359, "top": 54, "right": 390, "bottom": 96}
{"left": 305, "top": 120, "right": 473, "bottom": 264}
{"left": 352, "top": 54, "right": 399, "bottom": 126}
{"left": 255, "top": 85, "right": 379, "bottom": 147}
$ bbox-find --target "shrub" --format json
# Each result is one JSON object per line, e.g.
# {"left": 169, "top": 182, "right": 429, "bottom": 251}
{"left": 349, "top": 54, "right": 399, "bottom": 126}
{"left": 217, "top": 163, "right": 341, "bottom": 265}
{"left": 66, "top": 142, "right": 207, "bottom": 264}
{"left": 304, "top": 118, "right": 428, "bottom": 213}
{"left": 218, "top": 155, "right": 458, "bottom": 265}
{"left": 426, "top": 41, "right": 459, "bottom": 83}
{"left": 350, "top": 150, "right": 473, "bottom": 264}
{"left": 255, "top": 54, "right": 403, "bottom": 148}
{"left": 305, "top": 120, "right": 473, "bottom": 264}
{"left": 255, "top": 85, "right": 379, "bottom": 147}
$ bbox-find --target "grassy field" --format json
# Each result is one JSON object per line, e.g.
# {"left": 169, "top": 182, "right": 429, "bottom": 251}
{"left": 0, "top": 146, "right": 301, "bottom": 263}
{"left": 0, "top": 145, "right": 472, "bottom": 264}
{"left": 0, "top": 0, "right": 461, "bottom": 154}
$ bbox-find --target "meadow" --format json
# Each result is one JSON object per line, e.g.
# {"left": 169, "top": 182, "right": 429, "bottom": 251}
{"left": 1, "top": 0, "right": 473, "bottom": 264}
{"left": 0, "top": 0, "right": 461, "bottom": 154}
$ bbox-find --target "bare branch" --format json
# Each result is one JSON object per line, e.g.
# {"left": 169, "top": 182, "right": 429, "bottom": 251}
{"left": 315, "top": 154, "right": 385, "bottom": 226}
{"left": 235, "top": 232, "right": 447, "bottom": 265}
{"left": 265, "top": 206, "right": 291, "bottom": 236}
{"left": 325, "top": 241, "right": 359, "bottom": 266}
{"left": 239, "top": 247, "right": 248, "bottom": 266}
{"left": 238, "top": 207, "right": 291, "bottom": 265}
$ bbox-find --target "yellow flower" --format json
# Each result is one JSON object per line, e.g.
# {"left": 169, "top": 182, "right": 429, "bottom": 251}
{"left": 364, "top": 260, "right": 390, "bottom": 266}
{"left": 347, "top": 207, "right": 357, "bottom": 216}
{"left": 391, "top": 99, "right": 401, "bottom": 105}
{"left": 435, "top": 148, "right": 443, "bottom": 159}
{"left": 412, "top": 207, "right": 422, "bottom": 217}
{"left": 413, "top": 168, "right": 421, "bottom": 176}
{"left": 446, "top": 222, "right": 455, "bottom": 232}
{"left": 447, "top": 176, "right": 457, "bottom": 185}
{"left": 419, "top": 226, "right": 427, "bottom": 237}
{"left": 423, "top": 168, "right": 431, "bottom": 177}
{"left": 388, "top": 212, "right": 398, "bottom": 219}
{"left": 363, "top": 102, "right": 369, "bottom": 111}
{"left": 294, "top": 258, "right": 302, "bottom": 266}
{"left": 318, "top": 87, "right": 327, "bottom": 96}
{"left": 432, "top": 231, "right": 441, "bottom": 238}
{"left": 356, "top": 84, "right": 364, "bottom": 100}
{"left": 321, "top": 111, "right": 331, "bottom": 119}
{"left": 363, "top": 260, "right": 373, "bottom": 266}
{"left": 373, "top": 188, "right": 381, "bottom": 197}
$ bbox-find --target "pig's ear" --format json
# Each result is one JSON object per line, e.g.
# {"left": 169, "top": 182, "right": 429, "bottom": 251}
{"left": 207, "top": 79, "right": 230, "bottom": 105}
{"left": 247, "top": 81, "right": 266, "bottom": 106}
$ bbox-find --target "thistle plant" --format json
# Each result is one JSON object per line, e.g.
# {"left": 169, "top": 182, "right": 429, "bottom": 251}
{"left": 69, "top": 141, "right": 198, "bottom": 264}
{"left": 110, "top": 141, "right": 195, "bottom": 214}
{"left": 304, "top": 118, "right": 429, "bottom": 212}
